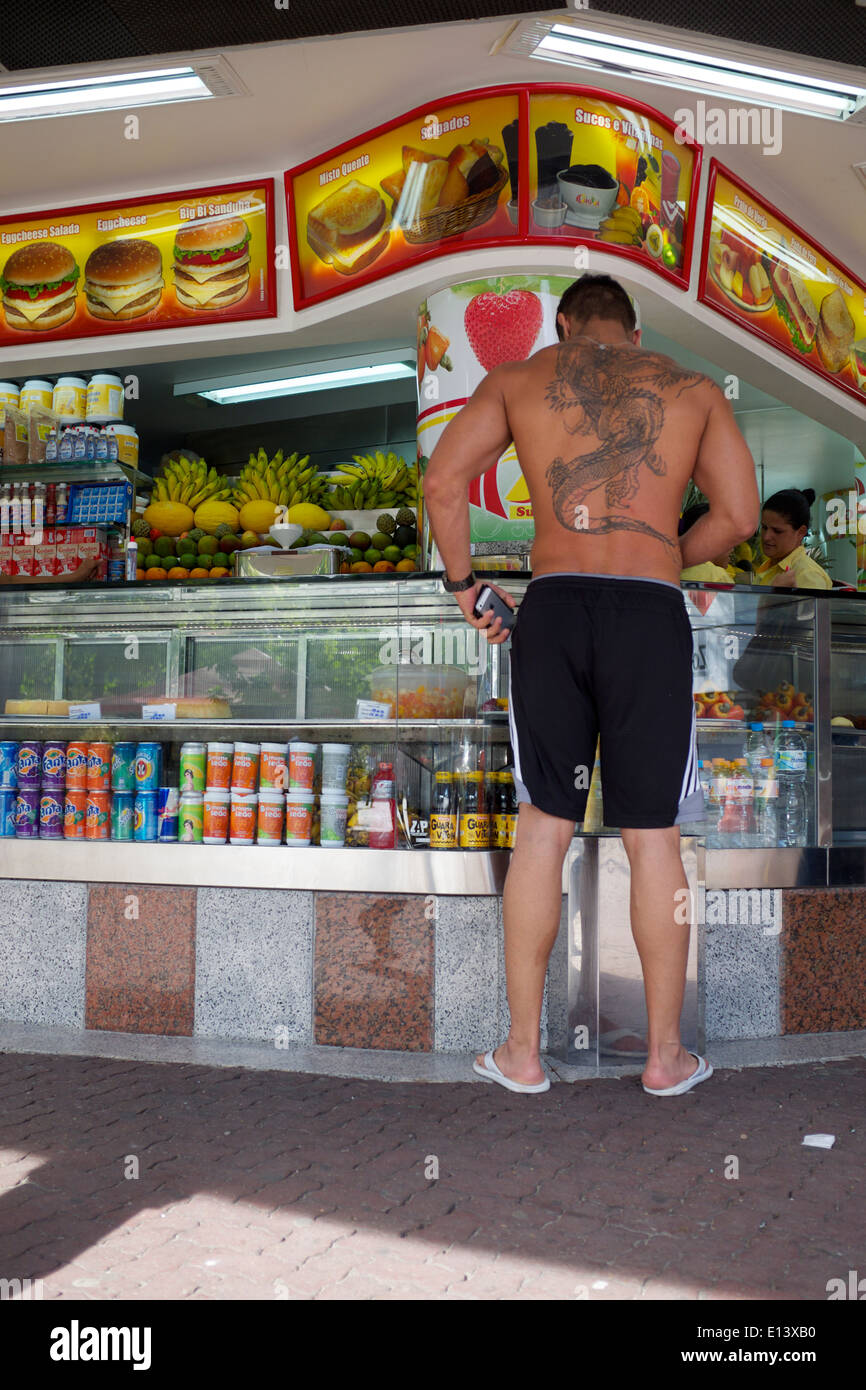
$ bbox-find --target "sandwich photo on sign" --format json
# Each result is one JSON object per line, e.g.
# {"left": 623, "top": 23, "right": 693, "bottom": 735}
{"left": 383, "top": 138, "right": 506, "bottom": 237}
{"left": 770, "top": 261, "right": 820, "bottom": 354}
{"left": 173, "top": 216, "right": 251, "bottom": 310}
{"left": 816, "top": 286, "right": 856, "bottom": 374}
{"left": 0, "top": 241, "right": 80, "bottom": 331}
{"left": 83, "top": 238, "right": 164, "bottom": 322}
{"left": 306, "top": 180, "right": 389, "bottom": 277}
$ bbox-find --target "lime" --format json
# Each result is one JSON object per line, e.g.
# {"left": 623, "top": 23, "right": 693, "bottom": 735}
{"left": 350, "top": 548, "right": 364, "bottom": 564}
{"left": 383, "top": 545, "right": 402, "bottom": 563}
{"left": 198, "top": 535, "right": 219, "bottom": 555}
{"left": 402, "top": 544, "right": 419, "bottom": 560}
{"left": 195, "top": 553, "right": 213, "bottom": 570}
{"left": 371, "top": 533, "right": 390, "bottom": 550}
{"left": 364, "top": 548, "right": 381, "bottom": 566}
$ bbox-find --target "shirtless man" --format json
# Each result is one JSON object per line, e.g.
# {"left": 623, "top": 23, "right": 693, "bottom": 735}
{"left": 423, "top": 274, "right": 759, "bottom": 1097}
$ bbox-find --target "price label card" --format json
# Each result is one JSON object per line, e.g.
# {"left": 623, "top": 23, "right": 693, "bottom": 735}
{"left": 143, "top": 704, "right": 176, "bottom": 722}
{"left": 68, "top": 703, "right": 102, "bottom": 721}
{"left": 355, "top": 699, "right": 392, "bottom": 720}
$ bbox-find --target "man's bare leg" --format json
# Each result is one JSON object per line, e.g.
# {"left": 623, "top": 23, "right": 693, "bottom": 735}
{"left": 476, "top": 803, "right": 574, "bottom": 1085}
{"left": 620, "top": 825, "right": 701, "bottom": 1090}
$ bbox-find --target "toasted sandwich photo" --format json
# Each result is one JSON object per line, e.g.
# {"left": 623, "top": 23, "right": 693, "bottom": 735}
{"left": 306, "top": 180, "right": 389, "bottom": 277}
{"left": 852, "top": 337, "right": 866, "bottom": 391}
{"left": 771, "top": 262, "right": 819, "bottom": 352}
{"left": 816, "top": 286, "right": 856, "bottom": 373}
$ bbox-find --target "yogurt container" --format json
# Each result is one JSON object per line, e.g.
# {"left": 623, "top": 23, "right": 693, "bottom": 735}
{"left": 257, "top": 789, "right": 284, "bottom": 844}
{"left": 206, "top": 742, "right": 233, "bottom": 789}
{"left": 105, "top": 423, "right": 138, "bottom": 466}
{"left": 285, "top": 789, "right": 315, "bottom": 846}
{"left": 321, "top": 743, "right": 351, "bottom": 792}
{"left": 231, "top": 742, "right": 260, "bottom": 793}
{"left": 229, "top": 790, "right": 257, "bottom": 845}
{"left": 259, "top": 742, "right": 288, "bottom": 792}
{"left": 203, "top": 788, "right": 230, "bottom": 844}
{"left": 319, "top": 790, "right": 349, "bottom": 847}
{"left": 52, "top": 376, "right": 87, "bottom": 422}
{"left": 86, "top": 373, "right": 124, "bottom": 423}
{"left": 19, "top": 380, "right": 53, "bottom": 414}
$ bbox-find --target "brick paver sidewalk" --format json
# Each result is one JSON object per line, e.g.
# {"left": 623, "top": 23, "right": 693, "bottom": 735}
{"left": 0, "top": 1052, "right": 862, "bottom": 1300}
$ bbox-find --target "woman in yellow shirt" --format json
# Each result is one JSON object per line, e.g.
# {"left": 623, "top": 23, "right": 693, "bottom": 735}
{"left": 754, "top": 488, "right": 832, "bottom": 589}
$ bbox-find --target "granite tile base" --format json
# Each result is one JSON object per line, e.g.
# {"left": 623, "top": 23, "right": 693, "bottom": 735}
{"left": 433, "top": 894, "right": 499, "bottom": 1051}
{"left": 703, "top": 889, "right": 781, "bottom": 1042}
{"left": 782, "top": 889, "right": 866, "bottom": 1033}
{"left": 0, "top": 880, "right": 88, "bottom": 1028}
{"left": 315, "top": 893, "right": 433, "bottom": 1051}
{"left": 85, "top": 884, "right": 196, "bottom": 1036}
{"left": 196, "top": 889, "right": 313, "bottom": 1045}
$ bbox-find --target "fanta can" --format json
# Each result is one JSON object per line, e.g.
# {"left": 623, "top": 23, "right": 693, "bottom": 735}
{"left": 39, "top": 789, "right": 64, "bottom": 838}
{"left": 86, "top": 790, "right": 110, "bottom": 839}
{"left": 16, "top": 741, "right": 42, "bottom": 789}
{"left": 41, "top": 740, "right": 67, "bottom": 788}
{"left": 87, "top": 742, "right": 111, "bottom": 790}
{"left": 64, "top": 788, "right": 87, "bottom": 839}
{"left": 65, "top": 740, "right": 89, "bottom": 788}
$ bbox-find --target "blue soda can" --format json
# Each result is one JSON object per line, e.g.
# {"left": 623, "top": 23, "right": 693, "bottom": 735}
{"left": 111, "top": 792, "right": 134, "bottom": 840}
{"left": 133, "top": 791, "right": 158, "bottom": 841}
{"left": 111, "top": 742, "right": 137, "bottom": 792}
{"left": 157, "top": 786, "right": 179, "bottom": 842}
{"left": 0, "top": 741, "right": 18, "bottom": 789}
{"left": 0, "top": 788, "right": 16, "bottom": 836}
{"left": 134, "top": 742, "right": 162, "bottom": 791}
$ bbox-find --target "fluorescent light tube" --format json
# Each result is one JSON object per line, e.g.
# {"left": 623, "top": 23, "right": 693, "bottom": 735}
{"left": 517, "top": 21, "right": 866, "bottom": 120}
{"left": 197, "top": 363, "right": 416, "bottom": 405}
{"left": 0, "top": 66, "right": 213, "bottom": 121}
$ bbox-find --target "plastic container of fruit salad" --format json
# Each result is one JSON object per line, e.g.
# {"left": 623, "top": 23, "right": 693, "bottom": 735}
{"left": 363, "top": 664, "right": 474, "bottom": 720}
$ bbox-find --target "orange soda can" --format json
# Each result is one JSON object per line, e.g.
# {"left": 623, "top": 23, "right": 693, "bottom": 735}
{"left": 65, "top": 740, "right": 89, "bottom": 789}
{"left": 86, "top": 742, "right": 111, "bottom": 790}
{"left": 64, "top": 788, "right": 87, "bottom": 839}
{"left": 85, "top": 789, "right": 110, "bottom": 838}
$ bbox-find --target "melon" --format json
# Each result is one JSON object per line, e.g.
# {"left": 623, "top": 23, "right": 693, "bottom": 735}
{"left": 194, "top": 500, "right": 240, "bottom": 535}
{"left": 287, "top": 502, "right": 331, "bottom": 531}
{"left": 142, "top": 500, "right": 195, "bottom": 537}
{"left": 238, "top": 499, "right": 280, "bottom": 534}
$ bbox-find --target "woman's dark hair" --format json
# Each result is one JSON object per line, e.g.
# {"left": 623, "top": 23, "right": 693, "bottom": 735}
{"left": 762, "top": 488, "right": 815, "bottom": 531}
{"left": 556, "top": 274, "right": 636, "bottom": 339}
{"left": 678, "top": 501, "right": 709, "bottom": 536}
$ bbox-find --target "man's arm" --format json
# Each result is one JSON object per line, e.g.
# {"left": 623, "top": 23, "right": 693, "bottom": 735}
{"left": 423, "top": 366, "right": 515, "bottom": 637}
{"left": 680, "top": 385, "right": 760, "bottom": 569}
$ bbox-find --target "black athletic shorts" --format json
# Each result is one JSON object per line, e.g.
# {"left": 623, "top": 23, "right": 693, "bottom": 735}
{"left": 507, "top": 574, "right": 702, "bottom": 829}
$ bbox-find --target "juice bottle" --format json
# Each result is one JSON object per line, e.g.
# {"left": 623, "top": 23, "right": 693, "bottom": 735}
{"left": 430, "top": 771, "right": 457, "bottom": 850}
{"left": 369, "top": 761, "right": 396, "bottom": 849}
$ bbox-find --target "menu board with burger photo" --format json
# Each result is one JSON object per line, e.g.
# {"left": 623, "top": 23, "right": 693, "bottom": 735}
{"left": 699, "top": 163, "right": 866, "bottom": 406}
{"left": 527, "top": 89, "right": 699, "bottom": 286}
{"left": 0, "top": 181, "right": 275, "bottom": 345}
{"left": 287, "top": 88, "right": 520, "bottom": 309}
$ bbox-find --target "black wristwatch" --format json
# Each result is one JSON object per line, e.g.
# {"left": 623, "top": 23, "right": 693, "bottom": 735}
{"left": 442, "top": 571, "right": 476, "bottom": 593}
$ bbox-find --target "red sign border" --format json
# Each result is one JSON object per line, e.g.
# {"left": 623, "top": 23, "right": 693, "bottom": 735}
{"left": 286, "top": 82, "right": 702, "bottom": 311}
{"left": 0, "top": 178, "right": 277, "bottom": 346}
{"left": 698, "top": 159, "right": 866, "bottom": 409}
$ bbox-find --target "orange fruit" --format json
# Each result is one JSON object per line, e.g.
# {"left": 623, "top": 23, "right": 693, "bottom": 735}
{"left": 210, "top": 566, "right": 229, "bottom": 577}
{"left": 339, "top": 562, "right": 350, "bottom": 573}
{"left": 395, "top": 558, "right": 416, "bottom": 571}
{"left": 167, "top": 567, "right": 189, "bottom": 579}
{"left": 350, "top": 561, "right": 373, "bottom": 573}
{"left": 373, "top": 560, "right": 395, "bottom": 572}
{"left": 189, "top": 567, "right": 209, "bottom": 578}
{"left": 330, "top": 519, "right": 348, "bottom": 530}
{"left": 145, "top": 566, "right": 167, "bottom": 580}
{"left": 136, "top": 569, "right": 146, "bottom": 581}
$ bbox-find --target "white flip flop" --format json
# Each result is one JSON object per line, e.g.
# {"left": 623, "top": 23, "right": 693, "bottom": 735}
{"left": 472, "top": 1050, "right": 551, "bottom": 1093}
{"left": 642, "top": 1054, "right": 713, "bottom": 1097}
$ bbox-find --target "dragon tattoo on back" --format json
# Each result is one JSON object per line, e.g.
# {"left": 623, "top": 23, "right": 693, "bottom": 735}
{"left": 545, "top": 343, "right": 706, "bottom": 557}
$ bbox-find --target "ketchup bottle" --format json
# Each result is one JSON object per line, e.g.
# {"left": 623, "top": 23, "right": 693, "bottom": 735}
{"left": 369, "top": 761, "right": 396, "bottom": 849}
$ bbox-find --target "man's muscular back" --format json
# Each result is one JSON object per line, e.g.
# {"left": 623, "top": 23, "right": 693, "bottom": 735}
{"left": 501, "top": 338, "right": 720, "bottom": 586}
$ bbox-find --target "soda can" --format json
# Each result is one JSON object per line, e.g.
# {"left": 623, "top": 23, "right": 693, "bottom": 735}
{"left": 135, "top": 742, "right": 162, "bottom": 791}
{"left": 39, "top": 788, "right": 64, "bottom": 838}
{"left": 16, "top": 740, "right": 42, "bottom": 789}
{"left": 157, "top": 786, "right": 179, "bottom": 842}
{"left": 0, "top": 788, "right": 17, "bottom": 836}
{"left": 41, "top": 740, "right": 67, "bottom": 788}
{"left": 178, "top": 791, "right": 204, "bottom": 844}
{"left": 65, "top": 740, "right": 89, "bottom": 788}
{"left": 15, "top": 788, "right": 40, "bottom": 837}
{"left": 87, "top": 741, "right": 112, "bottom": 790}
{"left": 86, "top": 790, "right": 110, "bottom": 839}
{"left": 0, "top": 740, "right": 18, "bottom": 789}
{"left": 111, "top": 742, "right": 137, "bottom": 792}
{"left": 134, "top": 791, "right": 158, "bottom": 841}
{"left": 64, "top": 788, "right": 87, "bottom": 839}
{"left": 111, "top": 792, "right": 134, "bottom": 841}
{"left": 179, "top": 742, "right": 206, "bottom": 793}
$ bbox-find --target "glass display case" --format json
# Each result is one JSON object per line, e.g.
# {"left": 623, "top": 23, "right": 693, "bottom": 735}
{"left": 1, "top": 575, "right": 864, "bottom": 885}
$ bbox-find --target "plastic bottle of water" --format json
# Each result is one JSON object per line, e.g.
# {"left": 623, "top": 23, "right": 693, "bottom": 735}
{"left": 754, "top": 757, "right": 778, "bottom": 846}
{"left": 702, "top": 758, "right": 724, "bottom": 847}
{"left": 745, "top": 722, "right": 770, "bottom": 778}
{"left": 776, "top": 720, "right": 807, "bottom": 847}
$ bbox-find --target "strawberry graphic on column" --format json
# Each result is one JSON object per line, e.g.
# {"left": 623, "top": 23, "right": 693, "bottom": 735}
{"left": 464, "top": 285, "right": 543, "bottom": 370}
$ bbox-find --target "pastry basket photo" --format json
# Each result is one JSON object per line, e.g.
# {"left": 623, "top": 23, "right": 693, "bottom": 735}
{"left": 400, "top": 168, "right": 509, "bottom": 245}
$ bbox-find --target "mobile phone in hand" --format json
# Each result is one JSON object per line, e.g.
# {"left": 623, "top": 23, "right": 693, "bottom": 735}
{"left": 473, "top": 585, "right": 516, "bottom": 633}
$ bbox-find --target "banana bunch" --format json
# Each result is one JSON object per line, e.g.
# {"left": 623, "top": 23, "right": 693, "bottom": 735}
{"left": 151, "top": 456, "right": 232, "bottom": 508}
{"left": 597, "top": 205, "right": 643, "bottom": 246}
{"left": 232, "top": 447, "right": 326, "bottom": 508}
{"left": 326, "top": 451, "right": 419, "bottom": 511}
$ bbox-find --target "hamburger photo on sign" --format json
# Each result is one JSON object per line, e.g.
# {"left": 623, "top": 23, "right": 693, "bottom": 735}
{"left": 83, "top": 238, "right": 164, "bottom": 322}
{"left": 0, "top": 241, "right": 80, "bottom": 331}
{"left": 172, "top": 216, "right": 251, "bottom": 310}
